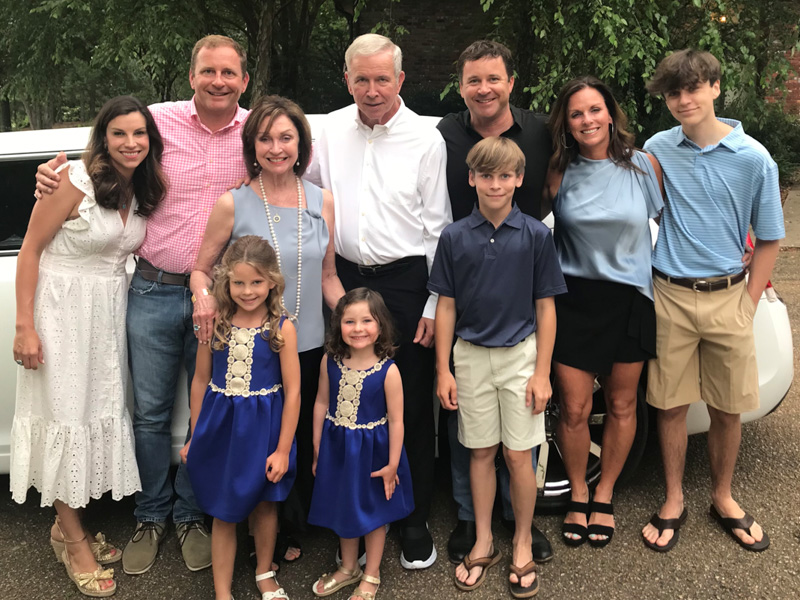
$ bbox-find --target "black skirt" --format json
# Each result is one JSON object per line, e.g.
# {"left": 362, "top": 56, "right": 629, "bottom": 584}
{"left": 553, "top": 275, "right": 656, "bottom": 376}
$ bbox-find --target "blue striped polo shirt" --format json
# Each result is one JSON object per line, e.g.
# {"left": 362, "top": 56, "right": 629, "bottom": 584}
{"left": 644, "top": 118, "right": 784, "bottom": 278}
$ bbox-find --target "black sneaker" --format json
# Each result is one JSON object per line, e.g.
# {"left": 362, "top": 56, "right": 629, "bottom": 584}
{"left": 399, "top": 523, "right": 437, "bottom": 570}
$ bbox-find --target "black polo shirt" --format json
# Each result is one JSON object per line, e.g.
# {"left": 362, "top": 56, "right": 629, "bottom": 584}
{"left": 437, "top": 105, "right": 552, "bottom": 222}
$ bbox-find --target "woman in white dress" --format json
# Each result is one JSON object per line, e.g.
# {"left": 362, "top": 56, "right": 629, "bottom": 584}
{"left": 12, "top": 96, "right": 167, "bottom": 597}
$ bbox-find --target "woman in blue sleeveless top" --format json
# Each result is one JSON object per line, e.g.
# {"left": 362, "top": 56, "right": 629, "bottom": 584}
{"left": 544, "top": 77, "right": 664, "bottom": 548}
{"left": 190, "top": 95, "right": 345, "bottom": 560}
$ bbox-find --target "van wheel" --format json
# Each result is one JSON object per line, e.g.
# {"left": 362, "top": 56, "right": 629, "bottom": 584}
{"left": 535, "top": 379, "right": 648, "bottom": 513}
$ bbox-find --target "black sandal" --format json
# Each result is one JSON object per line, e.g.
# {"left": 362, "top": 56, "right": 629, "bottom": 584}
{"left": 587, "top": 500, "right": 615, "bottom": 548}
{"left": 561, "top": 500, "right": 589, "bottom": 547}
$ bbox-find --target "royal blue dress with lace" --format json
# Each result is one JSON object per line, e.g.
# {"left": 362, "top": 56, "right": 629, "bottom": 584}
{"left": 308, "top": 356, "right": 414, "bottom": 539}
{"left": 187, "top": 320, "right": 296, "bottom": 523}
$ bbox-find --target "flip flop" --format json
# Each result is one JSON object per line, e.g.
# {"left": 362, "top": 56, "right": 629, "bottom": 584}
{"left": 454, "top": 547, "right": 502, "bottom": 591}
{"left": 709, "top": 505, "right": 770, "bottom": 552}
{"left": 509, "top": 560, "right": 539, "bottom": 598}
{"left": 642, "top": 507, "right": 688, "bottom": 553}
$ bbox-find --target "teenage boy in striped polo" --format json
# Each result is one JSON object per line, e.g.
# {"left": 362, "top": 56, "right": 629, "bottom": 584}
{"left": 640, "top": 49, "right": 784, "bottom": 553}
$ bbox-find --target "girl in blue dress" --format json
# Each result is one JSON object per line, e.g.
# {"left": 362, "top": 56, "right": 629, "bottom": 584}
{"left": 308, "top": 288, "right": 414, "bottom": 600}
{"left": 182, "top": 235, "right": 301, "bottom": 600}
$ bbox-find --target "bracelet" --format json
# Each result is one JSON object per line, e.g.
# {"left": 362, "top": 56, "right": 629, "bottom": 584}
{"left": 191, "top": 288, "right": 209, "bottom": 303}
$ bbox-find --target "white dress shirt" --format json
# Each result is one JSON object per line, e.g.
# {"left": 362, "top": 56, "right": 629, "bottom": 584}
{"left": 307, "top": 100, "right": 452, "bottom": 318}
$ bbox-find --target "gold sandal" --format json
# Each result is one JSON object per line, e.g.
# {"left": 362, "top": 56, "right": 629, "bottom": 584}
{"left": 51, "top": 519, "right": 121, "bottom": 565}
{"left": 311, "top": 565, "right": 363, "bottom": 597}
{"left": 55, "top": 522, "right": 116, "bottom": 597}
{"left": 349, "top": 574, "right": 381, "bottom": 600}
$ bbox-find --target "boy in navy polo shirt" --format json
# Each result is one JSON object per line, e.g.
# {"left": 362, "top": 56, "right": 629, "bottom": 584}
{"left": 641, "top": 50, "right": 784, "bottom": 554}
{"left": 429, "top": 137, "right": 565, "bottom": 596}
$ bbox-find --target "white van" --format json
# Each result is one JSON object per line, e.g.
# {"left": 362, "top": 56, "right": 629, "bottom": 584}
{"left": 0, "top": 122, "right": 793, "bottom": 511}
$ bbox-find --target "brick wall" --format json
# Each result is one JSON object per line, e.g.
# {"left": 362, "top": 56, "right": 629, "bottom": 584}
{"left": 768, "top": 52, "right": 800, "bottom": 114}
{"left": 356, "top": 0, "right": 492, "bottom": 113}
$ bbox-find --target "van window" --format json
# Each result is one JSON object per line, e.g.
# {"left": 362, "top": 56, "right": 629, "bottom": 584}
{"left": 0, "top": 160, "right": 39, "bottom": 252}
{"left": 0, "top": 154, "right": 82, "bottom": 253}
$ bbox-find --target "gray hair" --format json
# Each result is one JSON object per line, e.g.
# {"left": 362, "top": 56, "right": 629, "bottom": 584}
{"left": 344, "top": 33, "right": 402, "bottom": 77}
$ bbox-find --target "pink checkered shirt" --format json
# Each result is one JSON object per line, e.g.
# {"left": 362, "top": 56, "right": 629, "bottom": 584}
{"left": 138, "top": 99, "right": 250, "bottom": 274}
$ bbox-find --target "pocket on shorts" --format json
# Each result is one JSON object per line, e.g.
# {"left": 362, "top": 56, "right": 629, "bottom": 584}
{"left": 453, "top": 337, "right": 464, "bottom": 364}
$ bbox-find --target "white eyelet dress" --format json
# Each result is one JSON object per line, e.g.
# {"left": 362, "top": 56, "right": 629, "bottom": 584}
{"left": 10, "top": 161, "right": 143, "bottom": 508}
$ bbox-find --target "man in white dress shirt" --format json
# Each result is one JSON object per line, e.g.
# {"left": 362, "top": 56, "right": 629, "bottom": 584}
{"left": 307, "top": 33, "right": 451, "bottom": 572}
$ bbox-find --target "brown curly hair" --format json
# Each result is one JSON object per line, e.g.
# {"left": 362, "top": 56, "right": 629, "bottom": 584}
{"left": 211, "top": 236, "right": 288, "bottom": 352}
{"left": 325, "top": 288, "right": 397, "bottom": 361}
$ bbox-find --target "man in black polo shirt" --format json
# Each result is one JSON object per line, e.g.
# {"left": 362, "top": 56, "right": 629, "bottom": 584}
{"left": 436, "top": 39, "right": 553, "bottom": 565}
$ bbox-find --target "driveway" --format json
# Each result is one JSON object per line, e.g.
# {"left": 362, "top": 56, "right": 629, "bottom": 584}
{"left": 1, "top": 249, "right": 798, "bottom": 600}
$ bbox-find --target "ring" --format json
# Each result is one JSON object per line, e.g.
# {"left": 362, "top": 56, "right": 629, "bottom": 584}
{"left": 15, "top": 359, "right": 23, "bottom": 366}
{"left": 193, "top": 324, "right": 201, "bottom": 331}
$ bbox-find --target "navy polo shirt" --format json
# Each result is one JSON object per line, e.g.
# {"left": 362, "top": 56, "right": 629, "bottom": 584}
{"left": 428, "top": 205, "right": 566, "bottom": 347}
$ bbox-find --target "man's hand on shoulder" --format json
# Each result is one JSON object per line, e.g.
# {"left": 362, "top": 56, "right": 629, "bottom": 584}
{"left": 34, "top": 152, "right": 68, "bottom": 198}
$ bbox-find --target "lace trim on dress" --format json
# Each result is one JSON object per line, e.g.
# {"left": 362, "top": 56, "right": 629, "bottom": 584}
{"left": 327, "top": 358, "right": 388, "bottom": 429}
{"left": 60, "top": 161, "right": 97, "bottom": 231}
{"left": 9, "top": 414, "right": 141, "bottom": 508}
{"left": 209, "top": 382, "right": 282, "bottom": 398}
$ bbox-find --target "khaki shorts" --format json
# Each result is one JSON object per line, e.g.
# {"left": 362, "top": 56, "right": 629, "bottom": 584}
{"left": 454, "top": 335, "right": 546, "bottom": 451}
{"left": 647, "top": 276, "right": 759, "bottom": 414}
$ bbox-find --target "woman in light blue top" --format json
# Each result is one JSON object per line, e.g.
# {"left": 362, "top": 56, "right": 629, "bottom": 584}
{"left": 544, "top": 76, "right": 664, "bottom": 549}
{"left": 190, "top": 95, "right": 345, "bottom": 573}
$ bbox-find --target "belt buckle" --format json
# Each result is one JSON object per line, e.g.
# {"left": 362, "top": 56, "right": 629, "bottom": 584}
{"left": 357, "top": 264, "right": 378, "bottom": 276}
{"left": 692, "top": 279, "right": 708, "bottom": 292}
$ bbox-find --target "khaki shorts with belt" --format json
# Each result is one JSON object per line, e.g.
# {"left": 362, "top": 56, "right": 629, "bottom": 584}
{"left": 647, "top": 274, "right": 759, "bottom": 414}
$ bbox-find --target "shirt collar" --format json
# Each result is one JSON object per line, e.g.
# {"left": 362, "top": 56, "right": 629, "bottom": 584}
{"left": 189, "top": 96, "right": 247, "bottom": 132}
{"left": 463, "top": 104, "right": 522, "bottom": 136}
{"left": 354, "top": 97, "right": 406, "bottom": 133}
{"left": 468, "top": 203, "right": 524, "bottom": 229}
{"left": 674, "top": 117, "right": 745, "bottom": 152}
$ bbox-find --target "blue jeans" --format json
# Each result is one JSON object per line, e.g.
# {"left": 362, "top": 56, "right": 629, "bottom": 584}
{"left": 448, "top": 409, "right": 540, "bottom": 522}
{"left": 128, "top": 270, "right": 203, "bottom": 524}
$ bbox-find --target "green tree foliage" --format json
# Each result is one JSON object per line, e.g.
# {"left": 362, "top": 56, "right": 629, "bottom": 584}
{"left": 0, "top": 0, "right": 359, "bottom": 129}
{"left": 479, "top": 0, "right": 800, "bottom": 182}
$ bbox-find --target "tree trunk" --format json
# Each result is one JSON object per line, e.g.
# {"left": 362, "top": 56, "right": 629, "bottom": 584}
{"left": 252, "top": 0, "right": 277, "bottom": 97}
{"left": 0, "top": 98, "right": 11, "bottom": 131}
{"left": 24, "top": 99, "right": 56, "bottom": 130}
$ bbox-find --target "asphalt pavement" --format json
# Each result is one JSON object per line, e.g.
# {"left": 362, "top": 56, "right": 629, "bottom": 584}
{"left": 1, "top": 199, "right": 798, "bottom": 600}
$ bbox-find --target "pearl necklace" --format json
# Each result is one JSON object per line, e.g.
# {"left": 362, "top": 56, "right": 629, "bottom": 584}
{"left": 258, "top": 173, "right": 303, "bottom": 321}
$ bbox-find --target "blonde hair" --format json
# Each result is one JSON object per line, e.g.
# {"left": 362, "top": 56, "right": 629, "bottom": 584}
{"left": 466, "top": 137, "right": 526, "bottom": 175}
{"left": 345, "top": 33, "right": 402, "bottom": 77}
{"left": 211, "top": 236, "right": 288, "bottom": 352}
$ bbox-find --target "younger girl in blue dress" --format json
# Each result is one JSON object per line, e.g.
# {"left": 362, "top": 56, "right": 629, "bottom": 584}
{"left": 308, "top": 288, "right": 414, "bottom": 600}
{"left": 182, "top": 235, "right": 301, "bottom": 600}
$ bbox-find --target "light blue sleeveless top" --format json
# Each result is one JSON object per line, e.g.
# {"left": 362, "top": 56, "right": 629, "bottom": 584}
{"left": 553, "top": 150, "right": 663, "bottom": 300}
{"left": 231, "top": 180, "right": 329, "bottom": 352}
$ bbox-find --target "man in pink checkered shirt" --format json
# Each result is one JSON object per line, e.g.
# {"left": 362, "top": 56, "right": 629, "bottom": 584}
{"left": 36, "top": 34, "right": 250, "bottom": 576}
